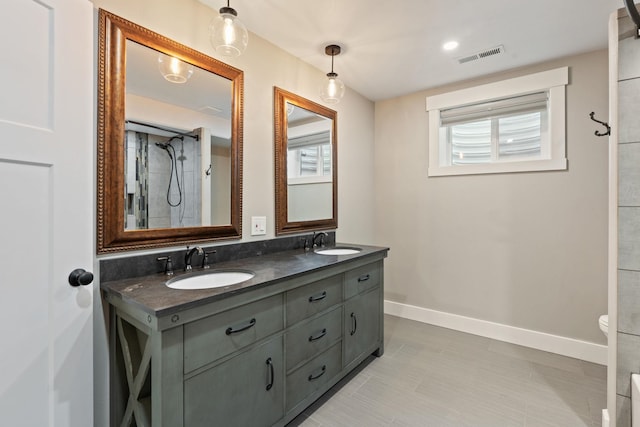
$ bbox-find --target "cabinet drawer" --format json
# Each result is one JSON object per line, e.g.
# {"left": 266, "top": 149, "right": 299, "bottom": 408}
{"left": 286, "top": 342, "right": 342, "bottom": 412}
{"left": 184, "top": 295, "right": 283, "bottom": 373}
{"left": 286, "top": 275, "right": 342, "bottom": 326}
{"left": 285, "top": 306, "right": 342, "bottom": 369}
{"left": 344, "top": 262, "right": 380, "bottom": 299}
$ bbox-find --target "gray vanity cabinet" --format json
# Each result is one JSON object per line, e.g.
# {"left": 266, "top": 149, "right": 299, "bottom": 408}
{"left": 105, "top": 253, "right": 387, "bottom": 427}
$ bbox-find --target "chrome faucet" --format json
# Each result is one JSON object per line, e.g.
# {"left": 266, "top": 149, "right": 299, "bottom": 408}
{"left": 184, "top": 246, "right": 204, "bottom": 271}
{"left": 312, "top": 232, "right": 328, "bottom": 248}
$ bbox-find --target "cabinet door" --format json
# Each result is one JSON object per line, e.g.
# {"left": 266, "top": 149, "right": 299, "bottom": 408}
{"left": 344, "top": 288, "right": 381, "bottom": 366}
{"left": 184, "top": 336, "right": 284, "bottom": 427}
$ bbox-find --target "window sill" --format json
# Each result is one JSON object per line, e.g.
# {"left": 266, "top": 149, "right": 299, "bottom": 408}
{"left": 288, "top": 176, "right": 333, "bottom": 185}
{"left": 427, "top": 157, "right": 567, "bottom": 177}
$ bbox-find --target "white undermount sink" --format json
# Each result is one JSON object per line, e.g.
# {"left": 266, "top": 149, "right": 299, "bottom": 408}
{"left": 314, "top": 247, "right": 362, "bottom": 255}
{"left": 166, "top": 270, "right": 255, "bottom": 290}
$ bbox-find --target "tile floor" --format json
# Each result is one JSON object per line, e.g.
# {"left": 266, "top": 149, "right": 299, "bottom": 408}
{"left": 288, "top": 315, "right": 606, "bottom": 427}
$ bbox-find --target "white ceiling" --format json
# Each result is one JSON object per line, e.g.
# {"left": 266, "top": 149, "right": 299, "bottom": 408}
{"left": 206, "top": 0, "right": 624, "bottom": 101}
{"left": 127, "top": 40, "right": 232, "bottom": 119}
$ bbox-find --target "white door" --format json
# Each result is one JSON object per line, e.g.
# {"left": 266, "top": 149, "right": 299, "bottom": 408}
{"left": 0, "top": 0, "right": 94, "bottom": 425}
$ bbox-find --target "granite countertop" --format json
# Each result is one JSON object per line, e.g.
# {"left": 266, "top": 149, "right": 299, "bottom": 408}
{"left": 101, "top": 244, "right": 389, "bottom": 317}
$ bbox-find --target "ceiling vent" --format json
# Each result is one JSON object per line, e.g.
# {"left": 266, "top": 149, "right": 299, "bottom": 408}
{"left": 199, "top": 105, "right": 223, "bottom": 115}
{"left": 457, "top": 45, "right": 505, "bottom": 64}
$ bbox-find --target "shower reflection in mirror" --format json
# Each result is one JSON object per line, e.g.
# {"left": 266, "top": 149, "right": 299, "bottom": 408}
{"left": 124, "top": 121, "right": 231, "bottom": 230}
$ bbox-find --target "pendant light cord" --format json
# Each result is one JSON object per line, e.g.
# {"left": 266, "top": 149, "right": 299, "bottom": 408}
{"left": 325, "top": 45, "right": 341, "bottom": 77}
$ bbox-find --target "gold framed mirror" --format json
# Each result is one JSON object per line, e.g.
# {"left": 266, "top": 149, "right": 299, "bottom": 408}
{"left": 97, "top": 10, "right": 243, "bottom": 253}
{"left": 274, "top": 87, "right": 337, "bottom": 235}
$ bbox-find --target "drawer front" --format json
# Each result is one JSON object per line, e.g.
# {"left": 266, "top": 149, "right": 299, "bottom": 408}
{"left": 344, "top": 262, "right": 380, "bottom": 299}
{"left": 286, "top": 275, "right": 342, "bottom": 326}
{"left": 286, "top": 342, "right": 342, "bottom": 412}
{"left": 184, "top": 295, "right": 283, "bottom": 373}
{"left": 285, "top": 306, "right": 342, "bottom": 369}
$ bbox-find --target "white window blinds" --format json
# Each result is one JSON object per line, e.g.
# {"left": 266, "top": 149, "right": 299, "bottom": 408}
{"left": 440, "top": 92, "right": 548, "bottom": 126}
{"left": 439, "top": 92, "right": 548, "bottom": 165}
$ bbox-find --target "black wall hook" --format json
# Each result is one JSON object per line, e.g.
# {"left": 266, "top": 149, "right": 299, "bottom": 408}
{"left": 589, "top": 112, "right": 611, "bottom": 137}
{"left": 624, "top": 0, "right": 640, "bottom": 37}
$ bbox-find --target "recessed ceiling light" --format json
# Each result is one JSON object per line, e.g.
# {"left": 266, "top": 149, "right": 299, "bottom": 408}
{"left": 443, "top": 41, "right": 459, "bottom": 51}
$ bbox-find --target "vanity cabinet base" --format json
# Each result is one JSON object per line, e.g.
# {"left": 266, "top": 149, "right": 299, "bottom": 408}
{"left": 106, "top": 257, "right": 386, "bottom": 427}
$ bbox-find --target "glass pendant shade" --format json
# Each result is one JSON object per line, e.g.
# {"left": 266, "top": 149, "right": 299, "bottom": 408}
{"left": 157, "top": 54, "right": 194, "bottom": 83}
{"left": 320, "top": 45, "right": 345, "bottom": 104}
{"left": 209, "top": 7, "right": 248, "bottom": 58}
{"left": 320, "top": 73, "right": 345, "bottom": 104}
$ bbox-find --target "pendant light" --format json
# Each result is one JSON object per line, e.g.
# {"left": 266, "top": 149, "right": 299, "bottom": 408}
{"left": 158, "top": 53, "right": 194, "bottom": 84}
{"left": 320, "top": 44, "right": 345, "bottom": 104}
{"left": 209, "top": 0, "right": 248, "bottom": 58}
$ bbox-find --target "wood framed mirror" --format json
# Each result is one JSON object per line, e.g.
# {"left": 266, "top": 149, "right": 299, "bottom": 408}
{"left": 97, "top": 10, "right": 243, "bottom": 253}
{"left": 274, "top": 87, "right": 337, "bottom": 235}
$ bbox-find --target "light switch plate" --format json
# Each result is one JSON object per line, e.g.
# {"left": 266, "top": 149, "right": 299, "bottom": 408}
{"left": 251, "top": 216, "right": 267, "bottom": 236}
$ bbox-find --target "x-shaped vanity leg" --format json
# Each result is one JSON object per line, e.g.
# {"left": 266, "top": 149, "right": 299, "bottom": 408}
{"left": 117, "top": 315, "right": 152, "bottom": 427}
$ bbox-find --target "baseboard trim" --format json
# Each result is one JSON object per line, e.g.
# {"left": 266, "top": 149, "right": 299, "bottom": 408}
{"left": 602, "top": 409, "right": 610, "bottom": 427}
{"left": 384, "top": 300, "right": 607, "bottom": 365}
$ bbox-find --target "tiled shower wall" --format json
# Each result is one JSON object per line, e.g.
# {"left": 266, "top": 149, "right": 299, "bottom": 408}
{"left": 148, "top": 133, "right": 201, "bottom": 228}
{"left": 617, "top": 11, "right": 640, "bottom": 427}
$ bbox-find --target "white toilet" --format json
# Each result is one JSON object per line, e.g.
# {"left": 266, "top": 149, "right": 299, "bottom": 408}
{"left": 599, "top": 314, "right": 608, "bottom": 337}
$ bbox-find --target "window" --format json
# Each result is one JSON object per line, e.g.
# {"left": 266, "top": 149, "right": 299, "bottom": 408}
{"left": 287, "top": 130, "right": 332, "bottom": 184}
{"left": 426, "top": 67, "right": 568, "bottom": 176}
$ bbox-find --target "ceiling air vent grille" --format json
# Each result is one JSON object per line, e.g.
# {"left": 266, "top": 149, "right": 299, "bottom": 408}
{"left": 457, "top": 45, "right": 505, "bottom": 64}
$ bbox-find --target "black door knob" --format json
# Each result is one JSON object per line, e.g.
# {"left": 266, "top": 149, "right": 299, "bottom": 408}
{"left": 68, "top": 268, "right": 94, "bottom": 287}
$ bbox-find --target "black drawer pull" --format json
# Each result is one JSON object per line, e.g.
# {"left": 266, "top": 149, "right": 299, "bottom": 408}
{"left": 308, "top": 291, "right": 327, "bottom": 303}
{"left": 350, "top": 312, "right": 357, "bottom": 336}
{"left": 226, "top": 318, "right": 256, "bottom": 335}
{"left": 308, "top": 328, "right": 327, "bottom": 342}
{"left": 308, "top": 365, "right": 326, "bottom": 381}
{"left": 266, "top": 357, "right": 274, "bottom": 391}
{"left": 357, "top": 274, "right": 370, "bottom": 282}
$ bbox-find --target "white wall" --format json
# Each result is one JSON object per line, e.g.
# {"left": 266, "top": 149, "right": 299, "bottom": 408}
{"left": 374, "top": 50, "right": 609, "bottom": 346}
